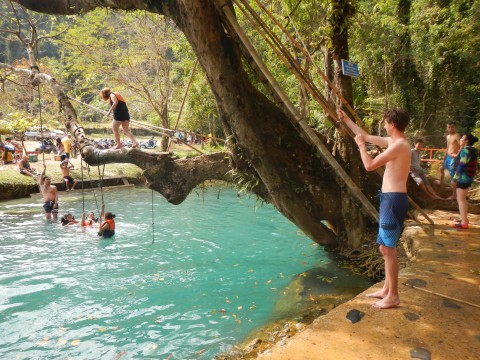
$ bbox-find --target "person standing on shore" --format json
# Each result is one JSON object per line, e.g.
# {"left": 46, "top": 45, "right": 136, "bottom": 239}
{"left": 61, "top": 135, "right": 73, "bottom": 159}
{"left": 410, "top": 139, "right": 444, "bottom": 200}
{"left": 39, "top": 169, "right": 58, "bottom": 220}
{"left": 60, "top": 159, "right": 79, "bottom": 192}
{"left": 99, "top": 88, "right": 139, "bottom": 150}
{"left": 451, "top": 134, "right": 478, "bottom": 229}
{"left": 337, "top": 108, "right": 411, "bottom": 309}
{"left": 439, "top": 122, "right": 461, "bottom": 198}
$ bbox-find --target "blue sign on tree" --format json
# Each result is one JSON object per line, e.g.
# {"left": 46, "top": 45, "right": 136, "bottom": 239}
{"left": 341, "top": 59, "right": 359, "bottom": 77}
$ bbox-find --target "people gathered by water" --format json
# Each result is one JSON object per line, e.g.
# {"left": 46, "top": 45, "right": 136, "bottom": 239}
{"left": 60, "top": 213, "right": 78, "bottom": 226}
{"left": 439, "top": 122, "right": 461, "bottom": 199}
{"left": 39, "top": 169, "right": 59, "bottom": 220}
{"left": 60, "top": 159, "right": 79, "bottom": 191}
{"left": 338, "top": 108, "right": 411, "bottom": 310}
{"left": 80, "top": 211, "right": 98, "bottom": 227}
{"left": 99, "top": 87, "right": 138, "bottom": 150}
{"left": 452, "top": 133, "right": 478, "bottom": 229}
{"left": 409, "top": 139, "right": 444, "bottom": 200}
{"left": 97, "top": 204, "right": 115, "bottom": 238}
{"left": 19, "top": 155, "right": 38, "bottom": 177}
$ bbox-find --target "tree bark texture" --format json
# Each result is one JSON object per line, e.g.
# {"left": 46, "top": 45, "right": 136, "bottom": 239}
{"left": 10, "top": 0, "right": 455, "bottom": 249}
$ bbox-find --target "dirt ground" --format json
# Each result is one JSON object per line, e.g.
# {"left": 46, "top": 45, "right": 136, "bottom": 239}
{"left": 254, "top": 209, "right": 480, "bottom": 360}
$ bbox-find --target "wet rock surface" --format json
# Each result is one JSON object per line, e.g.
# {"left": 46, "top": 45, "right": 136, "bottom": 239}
{"left": 403, "top": 312, "right": 420, "bottom": 321}
{"left": 410, "top": 347, "right": 431, "bottom": 360}
{"left": 346, "top": 309, "right": 365, "bottom": 324}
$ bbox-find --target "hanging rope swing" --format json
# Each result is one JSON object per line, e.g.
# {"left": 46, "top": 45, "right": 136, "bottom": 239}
{"left": 37, "top": 85, "right": 46, "bottom": 170}
{"left": 151, "top": 189, "right": 155, "bottom": 244}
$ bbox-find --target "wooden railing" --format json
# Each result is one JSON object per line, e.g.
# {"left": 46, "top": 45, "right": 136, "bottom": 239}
{"left": 420, "top": 148, "right": 445, "bottom": 163}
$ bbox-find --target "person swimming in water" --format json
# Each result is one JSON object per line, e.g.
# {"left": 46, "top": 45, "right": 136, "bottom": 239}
{"left": 60, "top": 213, "right": 78, "bottom": 226}
{"left": 80, "top": 211, "right": 98, "bottom": 227}
{"left": 97, "top": 204, "right": 115, "bottom": 238}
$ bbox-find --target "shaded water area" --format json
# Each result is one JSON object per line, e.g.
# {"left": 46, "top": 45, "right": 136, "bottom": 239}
{"left": 0, "top": 186, "right": 372, "bottom": 359}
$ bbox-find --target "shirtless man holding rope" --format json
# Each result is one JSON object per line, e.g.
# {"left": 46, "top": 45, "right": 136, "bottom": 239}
{"left": 39, "top": 169, "right": 58, "bottom": 220}
{"left": 338, "top": 108, "right": 411, "bottom": 309}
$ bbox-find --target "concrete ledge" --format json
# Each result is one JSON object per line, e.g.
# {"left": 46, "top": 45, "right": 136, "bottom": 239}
{"left": 257, "top": 210, "right": 480, "bottom": 360}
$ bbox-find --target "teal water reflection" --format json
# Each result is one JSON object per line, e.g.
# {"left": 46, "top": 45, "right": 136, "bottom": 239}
{"left": 0, "top": 186, "right": 370, "bottom": 359}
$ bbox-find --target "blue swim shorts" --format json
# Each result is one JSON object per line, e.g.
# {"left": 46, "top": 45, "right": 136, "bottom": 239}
{"left": 443, "top": 154, "right": 457, "bottom": 177}
{"left": 376, "top": 192, "right": 408, "bottom": 248}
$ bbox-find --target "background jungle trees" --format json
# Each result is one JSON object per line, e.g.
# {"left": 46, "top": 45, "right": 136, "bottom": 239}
{"left": 2, "top": 0, "right": 478, "bottom": 145}
{"left": 350, "top": 0, "right": 480, "bottom": 141}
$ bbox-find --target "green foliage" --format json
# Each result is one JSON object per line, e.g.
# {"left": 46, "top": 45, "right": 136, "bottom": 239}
{"left": 0, "top": 111, "right": 36, "bottom": 135}
{"left": 350, "top": 0, "right": 480, "bottom": 144}
{"left": 1, "top": 0, "right": 479, "bottom": 149}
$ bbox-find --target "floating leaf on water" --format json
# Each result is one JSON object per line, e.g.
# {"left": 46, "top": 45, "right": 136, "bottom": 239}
{"left": 235, "top": 319, "right": 241, "bottom": 324}
{"left": 317, "top": 275, "right": 335, "bottom": 283}
{"left": 151, "top": 344, "right": 158, "bottom": 349}
{"left": 247, "top": 269, "right": 254, "bottom": 273}
{"left": 232, "top": 314, "right": 237, "bottom": 318}
{"left": 270, "top": 288, "right": 277, "bottom": 290}
{"left": 196, "top": 349, "right": 207, "bottom": 355}
{"left": 36, "top": 337, "right": 49, "bottom": 346}
{"left": 113, "top": 350, "right": 127, "bottom": 360}
{"left": 225, "top": 298, "right": 231, "bottom": 303}
{"left": 237, "top": 306, "right": 243, "bottom": 310}
{"left": 58, "top": 327, "right": 67, "bottom": 332}
{"left": 155, "top": 316, "right": 163, "bottom": 323}
{"left": 57, "top": 338, "right": 67, "bottom": 346}
{"left": 219, "top": 309, "right": 226, "bottom": 313}
{"left": 266, "top": 280, "right": 272, "bottom": 285}
{"left": 98, "top": 327, "right": 107, "bottom": 333}
{"left": 233, "top": 264, "right": 239, "bottom": 267}
{"left": 279, "top": 273, "right": 284, "bottom": 278}
{"left": 88, "top": 316, "right": 97, "bottom": 320}
{"left": 249, "top": 305, "right": 257, "bottom": 310}
{"left": 111, "top": 326, "right": 119, "bottom": 331}
{"left": 71, "top": 339, "right": 81, "bottom": 346}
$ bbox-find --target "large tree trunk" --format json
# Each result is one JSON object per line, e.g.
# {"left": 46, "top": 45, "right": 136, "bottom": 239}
{"left": 10, "top": 0, "right": 440, "bottom": 249}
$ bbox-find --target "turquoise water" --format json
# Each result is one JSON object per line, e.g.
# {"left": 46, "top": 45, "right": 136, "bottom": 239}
{"left": 0, "top": 186, "right": 370, "bottom": 359}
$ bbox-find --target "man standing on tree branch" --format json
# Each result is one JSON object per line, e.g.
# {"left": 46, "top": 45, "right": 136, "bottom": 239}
{"left": 337, "top": 109, "right": 411, "bottom": 309}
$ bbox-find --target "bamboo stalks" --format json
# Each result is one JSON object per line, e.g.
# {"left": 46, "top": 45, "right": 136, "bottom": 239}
{"left": 228, "top": 0, "right": 435, "bottom": 225}
{"left": 403, "top": 283, "right": 480, "bottom": 309}
{"left": 214, "top": 0, "right": 380, "bottom": 222}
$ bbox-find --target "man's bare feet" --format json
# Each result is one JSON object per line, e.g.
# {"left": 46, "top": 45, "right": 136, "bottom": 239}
{"left": 371, "top": 297, "right": 400, "bottom": 309}
{"left": 366, "top": 290, "right": 387, "bottom": 299}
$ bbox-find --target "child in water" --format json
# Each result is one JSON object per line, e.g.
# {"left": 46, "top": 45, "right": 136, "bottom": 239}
{"left": 80, "top": 211, "right": 98, "bottom": 227}
{"left": 98, "top": 204, "right": 115, "bottom": 238}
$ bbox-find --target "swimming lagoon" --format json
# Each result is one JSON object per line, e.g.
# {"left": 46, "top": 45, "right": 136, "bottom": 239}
{"left": 0, "top": 186, "right": 371, "bottom": 359}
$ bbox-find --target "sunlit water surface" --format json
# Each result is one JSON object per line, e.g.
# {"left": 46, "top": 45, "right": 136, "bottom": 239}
{"left": 0, "top": 186, "right": 371, "bottom": 359}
